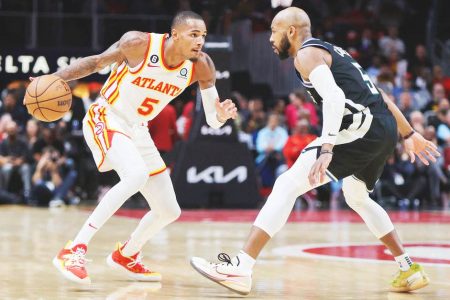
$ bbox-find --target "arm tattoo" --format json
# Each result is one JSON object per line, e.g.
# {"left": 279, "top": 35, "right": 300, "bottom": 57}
{"left": 53, "top": 56, "right": 100, "bottom": 81}
{"left": 53, "top": 41, "right": 121, "bottom": 82}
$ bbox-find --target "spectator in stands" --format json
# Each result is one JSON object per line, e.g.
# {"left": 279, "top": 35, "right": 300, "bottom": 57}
{"left": 432, "top": 65, "right": 450, "bottom": 95}
{"left": 398, "top": 92, "right": 415, "bottom": 120}
{"left": 25, "top": 119, "right": 41, "bottom": 153}
{"left": 378, "top": 25, "right": 405, "bottom": 57}
{"left": 255, "top": 113, "right": 288, "bottom": 187}
{"left": 423, "top": 125, "right": 447, "bottom": 208}
{"left": 409, "top": 111, "right": 425, "bottom": 134}
{"left": 408, "top": 44, "right": 432, "bottom": 81}
{"left": 30, "top": 146, "right": 77, "bottom": 207}
{"left": 377, "top": 64, "right": 395, "bottom": 94}
{"left": 285, "top": 90, "right": 318, "bottom": 131}
{"left": 422, "top": 82, "right": 446, "bottom": 112}
{"left": 0, "top": 120, "right": 31, "bottom": 200}
{"left": 272, "top": 98, "right": 286, "bottom": 126}
{"left": 282, "top": 119, "right": 316, "bottom": 168}
{"left": 0, "top": 89, "right": 29, "bottom": 130}
{"left": 427, "top": 98, "right": 449, "bottom": 130}
{"left": 0, "top": 113, "right": 13, "bottom": 142}
{"left": 32, "top": 124, "right": 65, "bottom": 162}
{"left": 367, "top": 55, "right": 382, "bottom": 83}
{"left": 437, "top": 110, "right": 450, "bottom": 145}
{"left": 148, "top": 104, "right": 179, "bottom": 157}
{"left": 387, "top": 49, "right": 407, "bottom": 86}
{"left": 242, "top": 98, "right": 266, "bottom": 139}
{"left": 393, "top": 73, "right": 426, "bottom": 109}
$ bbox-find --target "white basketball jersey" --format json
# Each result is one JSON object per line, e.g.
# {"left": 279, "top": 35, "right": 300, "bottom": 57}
{"left": 99, "top": 33, "right": 195, "bottom": 123}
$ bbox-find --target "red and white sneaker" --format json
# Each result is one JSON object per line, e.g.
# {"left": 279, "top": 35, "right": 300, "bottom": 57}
{"left": 106, "top": 242, "right": 161, "bottom": 281}
{"left": 190, "top": 253, "right": 252, "bottom": 295}
{"left": 52, "top": 240, "right": 91, "bottom": 284}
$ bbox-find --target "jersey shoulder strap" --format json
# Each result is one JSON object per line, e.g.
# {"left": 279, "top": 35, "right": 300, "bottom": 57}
{"left": 300, "top": 38, "right": 333, "bottom": 54}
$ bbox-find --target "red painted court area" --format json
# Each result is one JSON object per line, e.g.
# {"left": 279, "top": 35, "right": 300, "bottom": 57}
{"left": 303, "top": 243, "right": 450, "bottom": 264}
{"left": 115, "top": 209, "right": 450, "bottom": 223}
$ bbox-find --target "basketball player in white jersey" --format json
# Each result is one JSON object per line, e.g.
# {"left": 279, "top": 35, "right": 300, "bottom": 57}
{"left": 34, "top": 11, "right": 237, "bottom": 284}
{"left": 191, "top": 7, "right": 439, "bottom": 295}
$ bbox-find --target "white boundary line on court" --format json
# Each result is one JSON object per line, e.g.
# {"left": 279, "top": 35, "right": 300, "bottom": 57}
{"left": 272, "top": 241, "right": 450, "bottom": 268}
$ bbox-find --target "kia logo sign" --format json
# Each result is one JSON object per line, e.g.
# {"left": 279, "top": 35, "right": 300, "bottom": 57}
{"left": 201, "top": 125, "right": 232, "bottom": 136}
{"left": 187, "top": 166, "right": 247, "bottom": 184}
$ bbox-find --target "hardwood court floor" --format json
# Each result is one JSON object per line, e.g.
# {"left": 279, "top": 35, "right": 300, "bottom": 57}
{"left": 1, "top": 205, "right": 449, "bottom": 299}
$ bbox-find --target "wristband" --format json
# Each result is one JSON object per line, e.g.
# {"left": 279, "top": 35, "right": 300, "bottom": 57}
{"left": 320, "top": 150, "right": 334, "bottom": 155}
{"left": 403, "top": 130, "right": 415, "bottom": 140}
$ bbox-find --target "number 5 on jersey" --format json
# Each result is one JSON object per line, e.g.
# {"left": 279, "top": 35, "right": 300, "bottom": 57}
{"left": 138, "top": 97, "right": 160, "bottom": 116}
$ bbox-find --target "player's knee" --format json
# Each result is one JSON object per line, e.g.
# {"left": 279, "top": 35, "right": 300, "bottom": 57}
{"left": 342, "top": 177, "right": 368, "bottom": 208}
{"left": 273, "top": 171, "right": 295, "bottom": 192}
{"left": 163, "top": 203, "right": 181, "bottom": 223}
{"left": 122, "top": 165, "right": 148, "bottom": 191}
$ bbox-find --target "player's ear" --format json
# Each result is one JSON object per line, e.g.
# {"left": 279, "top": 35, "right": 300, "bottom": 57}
{"left": 171, "top": 28, "right": 177, "bottom": 40}
{"left": 288, "top": 25, "right": 296, "bottom": 37}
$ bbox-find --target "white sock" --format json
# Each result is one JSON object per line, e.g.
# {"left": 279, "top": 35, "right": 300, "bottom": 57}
{"left": 395, "top": 253, "right": 413, "bottom": 271}
{"left": 234, "top": 250, "right": 256, "bottom": 271}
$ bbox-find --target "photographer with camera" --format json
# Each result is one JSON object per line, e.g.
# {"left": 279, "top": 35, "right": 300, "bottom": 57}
{"left": 30, "top": 146, "right": 77, "bottom": 207}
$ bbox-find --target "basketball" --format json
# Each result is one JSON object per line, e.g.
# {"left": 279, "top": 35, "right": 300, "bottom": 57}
{"left": 24, "top": 74, "right": 72, "bottom": 122}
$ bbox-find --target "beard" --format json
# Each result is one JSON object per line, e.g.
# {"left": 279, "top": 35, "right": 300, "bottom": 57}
{"left": 277, "top": 34, "right": 291, "bottom": 60}
{"left": 189, "top": 57, "right": 199, "bottom": 62}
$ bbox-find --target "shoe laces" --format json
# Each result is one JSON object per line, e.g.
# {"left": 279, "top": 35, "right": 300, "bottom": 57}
{"left": 216, "top": 253, "right": 240, "bottom": 267}
{"left": 126, "top": 253, "right": 150, "bottom": 272}
{"left": 66, "top": 247, "right": 89, "bottom": 268}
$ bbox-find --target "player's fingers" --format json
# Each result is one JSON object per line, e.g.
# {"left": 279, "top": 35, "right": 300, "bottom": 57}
{"left": 29, "top": 77, "right": 35, "bottom": 82}
{"left": 427, "top": 142, "right": 438, "bottom": 150}
{"left": 409, "top": 151, "right": 415, "bottom": 163}
{"left": 319, "top": 166, "right": 326, "bottom": 183}
{"left": 428, "top": 145, "right": 441, "bottom": 157}
{"left": 424, "top": 149, "right": 437, "bottom": 163}
{"left": 222, "top": 99, "right": 232, "bottom": 106}
{"left": 417, "top": 152, "right": 429, "bottom": 165}
{"left": 308, "top": 166, "right": 316, "bottom": 185}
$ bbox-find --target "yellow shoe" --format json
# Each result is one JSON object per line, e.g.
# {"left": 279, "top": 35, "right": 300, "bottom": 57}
{"left": 391, "top": 263, "right": 429, "bottom": 292}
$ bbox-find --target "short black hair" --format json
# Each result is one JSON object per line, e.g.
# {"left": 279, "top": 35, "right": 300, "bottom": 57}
{"left": 171, "top": 11, "right": 204, "bottom": 30}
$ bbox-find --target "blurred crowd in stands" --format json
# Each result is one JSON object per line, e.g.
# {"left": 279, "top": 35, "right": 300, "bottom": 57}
{"left": 0, "top": 0, "right": 449, "bottom": 210}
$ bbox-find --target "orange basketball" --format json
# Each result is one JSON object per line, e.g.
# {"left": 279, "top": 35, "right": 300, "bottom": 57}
{"left": 24, "top": 74, "right": 72, "bottom": 122}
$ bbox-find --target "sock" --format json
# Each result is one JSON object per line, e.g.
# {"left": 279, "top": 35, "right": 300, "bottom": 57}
{"left": 395, "top": 253, "right": 413, "bottom": 271}
{"left": 234, "top": 250, "right": 256, "bottom": 271}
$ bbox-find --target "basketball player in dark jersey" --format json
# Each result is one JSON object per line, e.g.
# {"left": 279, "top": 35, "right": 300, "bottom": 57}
{"left": 190, "top": 7, "right": 439, "bottom": 295}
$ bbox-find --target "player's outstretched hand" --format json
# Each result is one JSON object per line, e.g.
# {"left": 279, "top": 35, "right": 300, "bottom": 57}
{"left": 404, "top": 131, "right": 440, "bottom": 166}
{"left": 215, "top": 98, "right": 238, "bottom": 122}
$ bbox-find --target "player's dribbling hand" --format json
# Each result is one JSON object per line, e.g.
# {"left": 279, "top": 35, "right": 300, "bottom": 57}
{"left": 23, "top": 77, "right": 36, "bottom": 105}
{"left": 215, "top": 98, "right": 238, "bottom": 122}
{"left": 308, "top": 153, "right": 333, "bottom": 186}
{"left": 404, "top": 131, "right": 440, "bottom": 165}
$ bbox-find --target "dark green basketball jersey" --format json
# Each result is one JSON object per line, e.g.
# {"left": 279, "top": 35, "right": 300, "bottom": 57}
{"left": 295, "top": 38, "right": 390, "bottom": 129}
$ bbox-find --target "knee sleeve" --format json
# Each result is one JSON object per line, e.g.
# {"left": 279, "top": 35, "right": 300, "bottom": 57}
{"left": 254, "top": 170, "right": 307, "bottom": 237}
{"left": 342, "top": 177, "right": 394, "bottom": 238}
{"left": 342, "top": 177, "right": 368, "bottom": 209}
